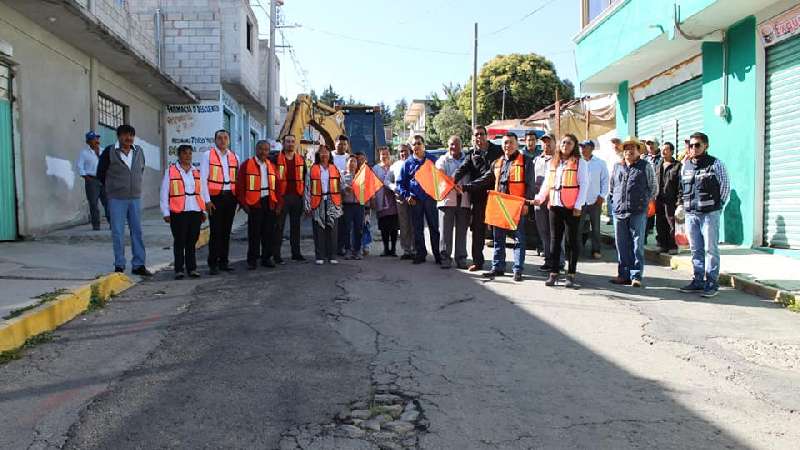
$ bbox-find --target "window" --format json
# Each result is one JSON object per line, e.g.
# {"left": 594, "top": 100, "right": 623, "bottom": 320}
{"left": 246, "top": 19, "right": 254, "bottom": 53}
{"left": 97, "top": 94, "right": 126, "bottom": 129}
{"left": 250, "top": 129, "right": 258, "bottom": 152}
{"left": 223, "top": 109, "right": 233, "bottom": 133}
{"left": 585, "top": 0, "right": 619, "bottom": 26}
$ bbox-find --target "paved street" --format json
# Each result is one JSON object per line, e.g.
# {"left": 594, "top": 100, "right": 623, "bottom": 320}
{"left": 1, "top": 232, "right": 799, "bottom": 450}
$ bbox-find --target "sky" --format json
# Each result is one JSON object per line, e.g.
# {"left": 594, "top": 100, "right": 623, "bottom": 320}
{"left": 252, "top": 0, "right": 581, "bottom": 110}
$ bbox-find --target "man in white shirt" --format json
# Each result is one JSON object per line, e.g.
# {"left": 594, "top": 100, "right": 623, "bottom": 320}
{"left": 332, "top": 134, "right": 350, "bottom": 172}
{"left": 76, "top": 131, "right": 108, "bottom": 230}
{"left": 578, "top": 140, "right": 609, "bottom": 259}
{"left": 200, "top": 129, "right": 240, "bottom": 274}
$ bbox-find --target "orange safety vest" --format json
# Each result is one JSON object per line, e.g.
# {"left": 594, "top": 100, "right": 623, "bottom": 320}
{"left": 494, "top": 152, "right": 526, "bottom": 198}
{"left": 309, "top": 163, "right": 342, "bottom": 209}
{"left": 207, "top": 148, "right": 238, "bottom": 196}
{"left": 545, "top": 156, "right": 580, "bottom": 209}
{"left": 276, "top": 151, "right": 305, "bottom": 196}
{"left": 242, "top": 157, "right": 278, "bottom": 208}
{"left": 168, "top": 163, "right": 206, "bottom": 213}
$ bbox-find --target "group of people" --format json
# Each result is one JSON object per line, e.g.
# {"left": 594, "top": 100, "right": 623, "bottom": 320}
{"left": 80, "top": 122, "right": 729, "bottom": 298}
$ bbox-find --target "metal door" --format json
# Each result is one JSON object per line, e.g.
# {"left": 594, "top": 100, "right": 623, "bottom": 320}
{"left": 764, "top": 34, "right": 800, "bottom": 248}
{"left": 0, "top": 62, "right": 16, "bottom": 241}
{"left": 635, "top": 77, "right": 703, "bottom": 145}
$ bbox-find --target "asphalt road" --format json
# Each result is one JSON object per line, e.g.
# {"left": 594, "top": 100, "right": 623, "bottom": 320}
{"left": 1, "top": 231, "right": 799, "bottom": 449}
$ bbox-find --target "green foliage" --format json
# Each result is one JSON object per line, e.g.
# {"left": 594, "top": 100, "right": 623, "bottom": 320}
{"left": 319, "top": 85, "right": 342, "bottom": 106}
{"left": 87, "top": 284, "right": 107, "bottom": 312}
{"left": 391, "top": 98, "right": 408, "bottom": 138}
{"left": 432, "top": 105, "right": 470, "bottom": 146}
{"left": 458, "top": 53, "right": 575, "bottom": 125}
{"left": 3, "top": 288, "right": 67, "bottom": 320}
{"left": 0, "top": 332, "right": 54, "bottom": 365}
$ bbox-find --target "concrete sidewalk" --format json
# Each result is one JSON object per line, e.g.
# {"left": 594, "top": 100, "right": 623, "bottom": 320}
{"left": 0, "top": 207, "right": 245, "bottom": 321}
{"left": 599, "top": 220, "right": 800, "bottom": 309}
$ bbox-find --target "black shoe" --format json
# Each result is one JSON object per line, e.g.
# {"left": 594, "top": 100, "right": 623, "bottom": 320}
{"left": 513, "top": 272, "right": 523, "bottom": 282}
{"left": 92, "top": 225, "right": 101, "bottom": 231}
{"left": 261, "top": 260, "right": 275, "bottom": 268}
{"left": 482, "top": 270, "right": 504, "bottom": 278}
{"left": 175, "top": 272, "right": 185, "bottom": 280}
{"left": 247, "top": 263, "right": 257, "bottom": 270}
{"left": 220, "top": 265, "right": 234, "bottom": 272}
{"left": 114, "top": 266, "right": 125, "bottom": 273}
{"left": 412, "top": 258, "right": 425, "bottom": 265}
{"left": 188, "top": 271, "right": 201, "bottom": 278}
{"left": 389, "top": 251, "right": 398, "bottom": 257}
{"left": 132, "top": 266, "right": 153, "bottom": 277}
{"left": 291, "top": 255, "right": 306, "bottom": 261}
{"left": 537, "top": 264, "right": 551, "bottom": 273}
{"left": 274, "top": 257, "right": 285, "bottom": 265}
{"left": 400, "top": 254, "right": 413, "bottom": 260}
{"left": 208, "top": 266, "right": 219, "bottom": 275}
{"left": 435, "top": 258, "right": 442, "bottom": 265}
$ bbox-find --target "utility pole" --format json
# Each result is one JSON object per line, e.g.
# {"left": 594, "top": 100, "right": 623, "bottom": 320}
{"left": 266, "top": 0, "right": 278, "bottom": 139}
{"left": 501, "top": 85, "right": 506, "bottom": 121}
{"left": 471, "top": 23, "right": 478, "bottom": 130}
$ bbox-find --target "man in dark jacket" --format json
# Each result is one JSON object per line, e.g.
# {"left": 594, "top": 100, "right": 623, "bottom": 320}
{"left": 655, "top": 142, "right": 681, "bottom": 255}
{"left": 96, "top": 124, "right": 152, "bottom": 276}
{"left": 453, "top": 125, "right": 502, "bottom": 271}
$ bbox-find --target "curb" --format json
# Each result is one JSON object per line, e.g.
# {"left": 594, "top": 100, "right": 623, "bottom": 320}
{"left": 0, "top": 273, "right": 133, "bottom": 352}
{"left": 0, "top": 224, "right": 214, "bottom": 353}
{"left": 601, "top": 232, "right": 799, "bottom": 308}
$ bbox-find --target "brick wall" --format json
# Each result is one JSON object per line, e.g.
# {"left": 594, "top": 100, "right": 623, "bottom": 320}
{"left": 162, "top": 10, "right": 222, "bottom": 99}
{"left": 220, "top": 0, "right": 260, "bottom": 101}
{"left": 92, "top": 0, "right": 157, "bottom": 66}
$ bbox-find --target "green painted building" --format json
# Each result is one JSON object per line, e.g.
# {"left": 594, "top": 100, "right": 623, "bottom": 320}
{"left": 575, "top": 0, "right": 800, "bottom": 249}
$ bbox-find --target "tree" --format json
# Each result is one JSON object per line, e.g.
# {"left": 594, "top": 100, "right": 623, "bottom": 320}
{"left": 432, "top": 105, "right": 470, "bottom": 146}
{"left": 319, "top": 85, "right": 342, "bottom": 106}
{"left": 391, "top": 98, "right": 408, "bottom": 136}
{"left": 457, "top": 53, "right": 575, "bottom": 126}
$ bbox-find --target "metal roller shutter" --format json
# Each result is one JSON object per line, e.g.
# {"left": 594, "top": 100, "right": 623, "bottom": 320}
{"left": 764, "top": 34, "right": 800, "bottom": 249}
{"left": 635, "top": 77, "right": 703, "bottom": 145}
{"left": 0, "top": 63, "right": 16, "bottom": 241}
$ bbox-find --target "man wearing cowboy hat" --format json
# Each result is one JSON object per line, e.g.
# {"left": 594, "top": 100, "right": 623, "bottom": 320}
{"left": 608, "top": 137, "right": 656, "bottom": 287}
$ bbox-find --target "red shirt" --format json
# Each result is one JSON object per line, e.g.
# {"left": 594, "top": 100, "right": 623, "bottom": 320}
{"left": 284, "top": 154, "right": 298, "bottom": 195}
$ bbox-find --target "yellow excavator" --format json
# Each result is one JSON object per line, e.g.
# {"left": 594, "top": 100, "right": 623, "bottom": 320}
{"left": 278, "top": 94, "right": 345, "bottom": 155}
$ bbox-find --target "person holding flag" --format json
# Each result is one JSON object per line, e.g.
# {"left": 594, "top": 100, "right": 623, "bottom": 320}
{"left": 341, "top": 155, "right": 365, "bottom": 260}
{"left": 398, "top": 135, "right": 443, "bottom": 265}
{"left": 462, "top": 133, "right": 535, "bottom": 282}
{"left": 436, "top": 135, "right": 470, "bottom": 270}
{"left": 305, "top": 142, "right": 343, "bottom": 265}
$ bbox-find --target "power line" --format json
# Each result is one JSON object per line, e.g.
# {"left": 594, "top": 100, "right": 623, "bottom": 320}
{"left": 484, "top": 0, "right": 562, "bottom": 37}
{"left": 303, "top": 26, "right": 469, "bottom": 56}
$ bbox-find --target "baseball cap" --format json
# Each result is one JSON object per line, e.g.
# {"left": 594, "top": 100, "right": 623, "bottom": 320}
{"left": 579, "top": 139, "right": 595, "bottom": 148}
{"left": 85, "top": 131, "right": 100, "bottom": 141}
{"left": 540, "top": 132, "right": 555, "bottom": 141}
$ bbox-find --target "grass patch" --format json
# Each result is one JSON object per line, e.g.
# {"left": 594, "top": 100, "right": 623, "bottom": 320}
{"left": 86, "top": 283, "right": 107, "bottom": 312}
{"left": 2, "top": 288, "right": 67, "bottom": 320}
{"left": 0, "top": 331, "right": 55, "bottom": 364}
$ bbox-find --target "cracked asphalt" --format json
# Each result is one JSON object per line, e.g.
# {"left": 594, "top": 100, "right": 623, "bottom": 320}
{"left": 1, "top": 230, "right": 799, "bottom": 449}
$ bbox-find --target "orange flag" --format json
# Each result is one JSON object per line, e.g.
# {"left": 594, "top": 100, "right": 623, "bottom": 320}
{"left": 352, "top": 164, "right": 383, "bottom": 205}
{"left": 485, "top": 190, "right": 525, "bottom": 231}
{"left": 414, "top": 159, "right": 455, "bottom": 201}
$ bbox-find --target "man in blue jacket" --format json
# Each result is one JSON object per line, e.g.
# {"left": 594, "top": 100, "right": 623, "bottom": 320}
{"left": 398, "top": 135, "right": 441, "bottom": 265}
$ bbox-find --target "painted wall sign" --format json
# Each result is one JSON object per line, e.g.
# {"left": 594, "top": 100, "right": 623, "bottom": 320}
{"left": 760, "top": 4, "right": 800, "bottom": 47}
{"left": 165, "top": 100, "right": 222, "bottom": 162}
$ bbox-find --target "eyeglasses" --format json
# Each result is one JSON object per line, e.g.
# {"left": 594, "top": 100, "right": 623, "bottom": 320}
{"left": 688, "top": 143, "right": 703, "bottom": 149}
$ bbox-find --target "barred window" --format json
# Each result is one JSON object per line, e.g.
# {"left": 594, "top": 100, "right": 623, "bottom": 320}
{"left": 98, "top": 94, "right": 126, "bottom": 129}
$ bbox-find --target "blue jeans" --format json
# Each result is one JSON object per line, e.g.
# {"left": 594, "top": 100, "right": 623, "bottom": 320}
{"left": 108, "top": 198, "right": 146, "bottom": 269}
{"left": 614, "top": 213, "right": 647, "bottom": 281}
{"left": 343, "top": 203, "right": 365, "bottom": 255}
{"left": 492, "top": 215, "right": 527, "bottom": 274}
{"left": 410, "top": 197, "right": 440, "bottom": 260}
{"left": 685, "top": 210, "right": 721, "bottom": 287}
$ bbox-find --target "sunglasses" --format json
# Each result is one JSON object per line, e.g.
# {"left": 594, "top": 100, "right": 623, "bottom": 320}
{"left": 688, "top": 143, "right": 703, "bottom": 149}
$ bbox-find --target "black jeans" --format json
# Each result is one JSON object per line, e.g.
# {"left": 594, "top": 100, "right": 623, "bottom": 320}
{"left": 208, "top": 191, "right": 237, "bottom": 268}
{"left": 470, "top": 195, "right": 488, "bottom": 268}
{"left": 378, "top": 214, "right": 399, "bottom": 253}
{"left": 548, "top": 206, "right": 581, "bottom": 274}
{"left": 274, "top": 193, "right": 303, "bottom": 259}
{"left": 84, "top": 176, "right": 109, "bottom": 228}
{"left": 247, "top": 198, "right": 276, "bottom": 265}
{"left": 170, "top": 211, "right": 202, "bottom": 273}
{"left": 655, "top": 199, "right": 678, "bottom": 251}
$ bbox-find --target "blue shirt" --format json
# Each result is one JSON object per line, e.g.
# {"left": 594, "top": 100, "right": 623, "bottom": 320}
{"left": 398, "top": 153, "right": 437, "bottom": 201}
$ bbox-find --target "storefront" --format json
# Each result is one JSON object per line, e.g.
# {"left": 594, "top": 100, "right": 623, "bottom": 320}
{"left": 635, "top": 76, "right": 704, "bottom": 146}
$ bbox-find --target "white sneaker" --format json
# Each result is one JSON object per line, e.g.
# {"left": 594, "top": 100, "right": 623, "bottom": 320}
{"left": 329, "top": 259, "right": 339, "bottom": 265}
{"left": 315, "top": 260, "right": 324, "bottom": 265}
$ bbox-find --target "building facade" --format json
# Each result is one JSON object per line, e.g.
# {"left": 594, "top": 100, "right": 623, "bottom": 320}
{"left": 0, "top": 0, "right": 280, "bottom": 239}
{"left": 575, "top": 0, "right": 800, "bottom": 250}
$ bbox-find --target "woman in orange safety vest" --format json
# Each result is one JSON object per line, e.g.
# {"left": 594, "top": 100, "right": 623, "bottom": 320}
{"left": 304, "top": 142, "right": 343, "bottom": 264}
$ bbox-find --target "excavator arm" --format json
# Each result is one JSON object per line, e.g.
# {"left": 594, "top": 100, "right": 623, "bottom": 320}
{"left": 279, "top": 94, "right": 345, "bottom": 153}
